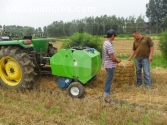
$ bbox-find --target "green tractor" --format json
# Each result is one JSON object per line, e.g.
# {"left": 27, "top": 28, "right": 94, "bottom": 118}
{"left": 0, "top": 29, "right": 101, "bottom": 98}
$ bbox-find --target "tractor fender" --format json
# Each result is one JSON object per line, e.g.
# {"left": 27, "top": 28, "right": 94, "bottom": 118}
{"left": 0, "top": 40, "right": 33, "bottom": 48}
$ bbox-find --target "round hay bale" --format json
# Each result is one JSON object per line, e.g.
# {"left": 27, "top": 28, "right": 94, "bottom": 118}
{"left": 113, "top": 60, "right": 136, "bottom": 85}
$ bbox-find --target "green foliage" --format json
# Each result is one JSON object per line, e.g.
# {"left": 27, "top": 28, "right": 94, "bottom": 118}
{"left": 47, "top": 21, "right": 64, "bottom": 37}
{"left": 13, "top": 37, "right": 22, "bottom": 40}
{"left": 5, "top": 12, "right": 167, "bottom": 37}
{"left": 65, "top": 32, "right": 102, "bottom": 53}
{"left": 159, "top": 30, "right": 167, "bottom": 60}
{"left": 117, "top": 34, "right": 127, "bottom": 37}
{"left": 162, "top": 16, "right": 167, "bottom": 29}
{"left": 146, "top": 0, "right": 167, "bottom": 32}
{"left": 24, "top": 27, "right": 35, "bottom": 36}
{"left": 46, "top": 14, "right": 150, "bottom": 36}
{"left": 117, "top": 34, "right": 132, "bottom": 38}
{"left": 146, "top": 0, "right": 167, "bottom": 24}
{"left": 4, "top": 25, "right": 45, "bottom": 38}
{"left": 151, "top": 54, "right": 167, "bottom": 69}
{"left": 57, "top": 38, "right": 71, "bottom": 43}
{"left": 103, "top": 35, "right": 107, "bottom": 38}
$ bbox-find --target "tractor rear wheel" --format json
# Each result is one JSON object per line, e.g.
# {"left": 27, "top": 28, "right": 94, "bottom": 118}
{"left": 0, "top": 46, "right": 36, "bottom": 89}
{"left": 67, "top": 82, "right": 84, "bottom": 98}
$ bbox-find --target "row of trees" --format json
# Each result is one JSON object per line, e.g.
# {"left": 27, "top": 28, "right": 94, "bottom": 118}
{"left": 2, "top": 25, "right": 47, "bottom": 38}
{"left": 3, "top": 15, "right": 146, "bottom": 37}
{"left": 47, "top": 15, "right": 146, "bottom": 37}
{"left": 2, "top": 0, "right": 167, "bottom": 37}
{"left": 146, "top": 0, "right": 167, "bottom": 33}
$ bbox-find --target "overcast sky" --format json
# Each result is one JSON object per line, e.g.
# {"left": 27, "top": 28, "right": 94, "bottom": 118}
{"left": 0, "top": 0, "right": 149, "bottom": 28}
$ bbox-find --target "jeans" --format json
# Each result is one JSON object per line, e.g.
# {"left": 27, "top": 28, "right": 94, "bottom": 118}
{"left": 135, "top": 58, "right": 151, "bottom": 87}
{"left": 104, "top": 68, "right": 115, "bottom": 98}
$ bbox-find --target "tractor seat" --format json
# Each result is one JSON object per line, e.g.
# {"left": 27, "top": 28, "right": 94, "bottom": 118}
{"left": 0, "top": 36, "right": 10, "bottom": 41}
{"left": 23, "top": 36, "right": 32, "bottom": 40}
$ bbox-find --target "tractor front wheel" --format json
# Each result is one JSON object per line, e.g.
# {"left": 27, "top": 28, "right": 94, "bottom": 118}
{"left": 67, "top": 82, "right": 84, "bottom": 98}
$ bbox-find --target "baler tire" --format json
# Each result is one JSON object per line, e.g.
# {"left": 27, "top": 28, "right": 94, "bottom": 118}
{"left": 67, "top": 82, "right": 84, "bottom": 98}
{"left": 0, "top": 46, "right": 36, "bottom": 89}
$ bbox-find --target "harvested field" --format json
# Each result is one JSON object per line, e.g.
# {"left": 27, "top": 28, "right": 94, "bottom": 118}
{"left": 113, "top": 39, "right": 160, "bottom": 55}
{"left": 54, "top": 39, "right": 160, "bottom": 54}
{"left": 0, "top": 39, "right": 167, "bottom": 125}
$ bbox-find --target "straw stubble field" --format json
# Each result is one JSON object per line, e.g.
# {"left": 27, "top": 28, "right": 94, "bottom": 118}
{"left": 0, "top": 39, "right": 167, "bottom": 125}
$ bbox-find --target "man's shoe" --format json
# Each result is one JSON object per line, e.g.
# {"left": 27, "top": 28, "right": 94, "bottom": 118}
{"left": 105, "top": 99, "right": 116, "bottom": 105}
{"left": 146, "top": 86, "right": 151, "bottom": 90}
{"left": 135, "top": 83, "right": 142, "bottom": 87}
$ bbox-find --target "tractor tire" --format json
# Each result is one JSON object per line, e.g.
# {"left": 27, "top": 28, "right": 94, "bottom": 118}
{"left": 48, "top": 43, "right": 57, "bottom": 57}
{"left": 67, "top": 82, "right": 84, "bottom": 98}
{"left": 0, "top": 46, "right": 36, "bottom": 89}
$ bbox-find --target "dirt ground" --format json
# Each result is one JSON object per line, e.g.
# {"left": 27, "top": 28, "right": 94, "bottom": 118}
{"left": 0, "top": 39, "right": 167, "bottom": 125}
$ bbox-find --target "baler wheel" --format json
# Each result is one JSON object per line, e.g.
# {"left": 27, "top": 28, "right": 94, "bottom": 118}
{"left": 67, "top": 82, "right": 84, "bottom": 98}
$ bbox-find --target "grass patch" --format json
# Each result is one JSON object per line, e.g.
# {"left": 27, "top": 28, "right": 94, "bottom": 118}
{"left": 47, "top": 105, "right": 61, "bottom": 114}
{"left": 117, "top": 54, "right": 129, "bottom": 60}
{"left": 141, "top": 112, "right": 149, "bottom": 125}
{"left": 94, "top": 111, "right": 107, "bottom": 125}
{"left": 151, "top": 54, "right": 167, "bottom": 69}
{"left": 7, "top": 99, "right": 14, "bottom": 105}
{"left": 56, "top": 38, "right": 71, "bottom": 42}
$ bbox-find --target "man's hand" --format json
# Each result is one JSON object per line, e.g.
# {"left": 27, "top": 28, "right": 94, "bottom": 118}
{"left": 117, "top": 59, "right": 121, "bottom": 63}
{"left": 128, "top": 51, "right": 135, "bottom": 61}
{"left": 149, "top": 47, "right": 154, "bottom": 62}
{"left": 110, "top": 55, "right": 121, "bottom": 63}
{"left": 127, "top": 57, "right": 132, "bottom": 61}
{"left": 149, "top": 56, "right": 153, "bottom": 62}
